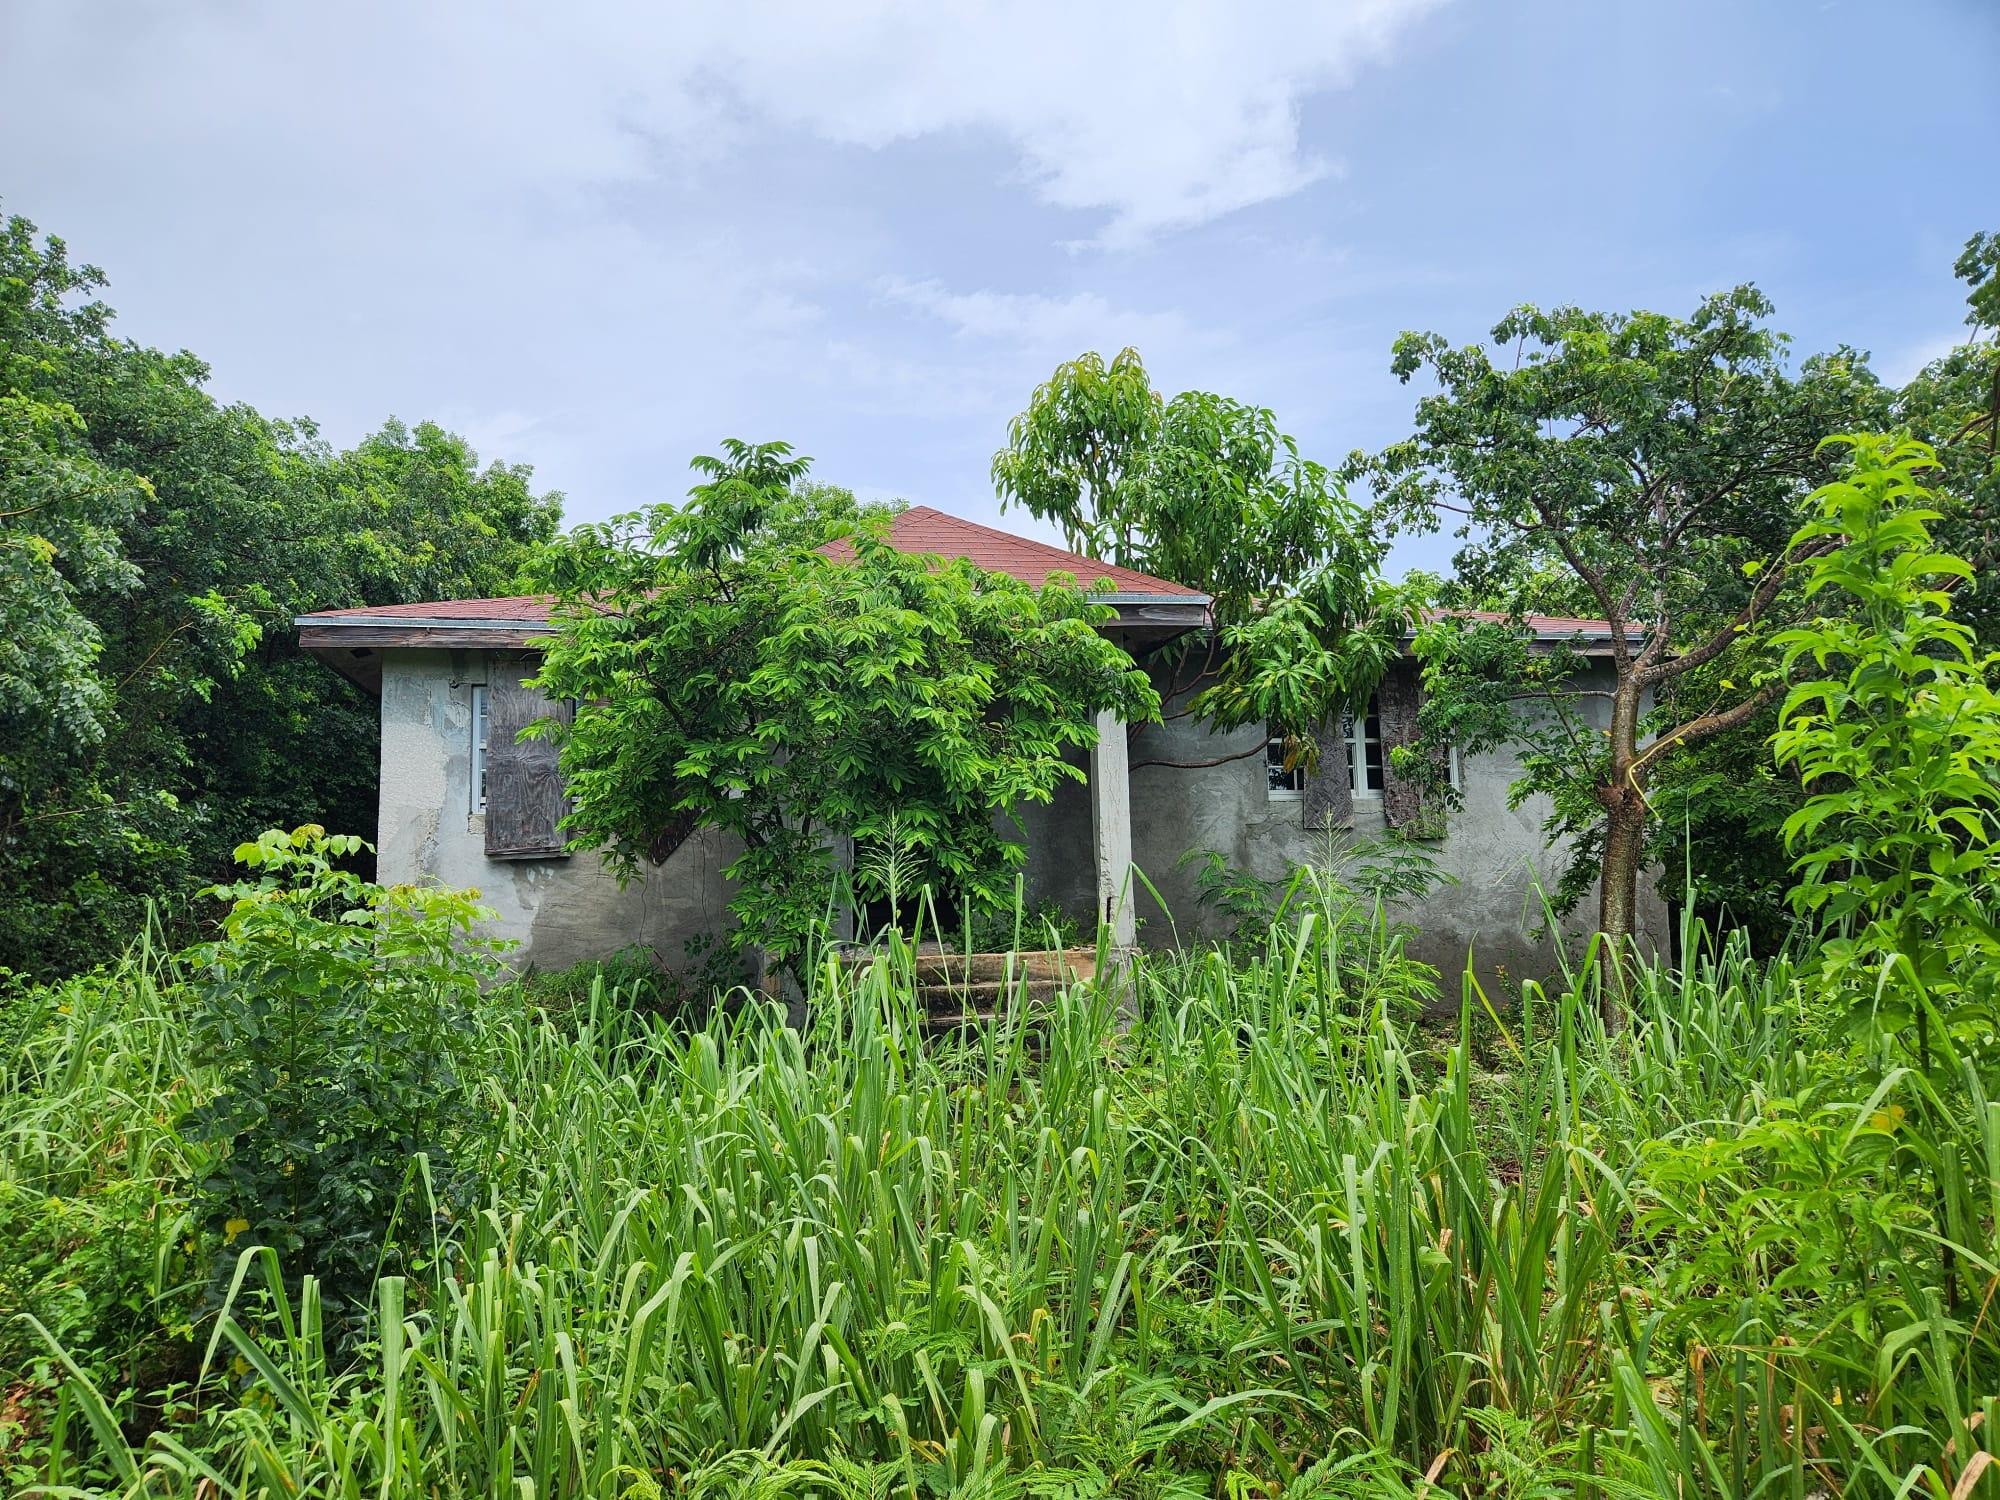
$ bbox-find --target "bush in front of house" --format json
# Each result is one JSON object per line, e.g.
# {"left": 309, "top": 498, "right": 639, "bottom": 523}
{"left": 179, "top": 826, "right": 506, "bottom": 1338}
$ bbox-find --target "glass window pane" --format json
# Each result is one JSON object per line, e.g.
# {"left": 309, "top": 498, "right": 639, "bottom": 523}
{"left": 1266, "top": 732, "right": 1302, "bottom": 795}
{"left": 472, "top": 685, "right": 489, "bottom": 813}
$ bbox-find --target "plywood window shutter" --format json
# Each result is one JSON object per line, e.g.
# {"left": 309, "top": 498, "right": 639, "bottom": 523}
{"left": 483, "top": 668, "right": 572, "bottom": 860}
{"left": 1302, "top": 717, "right": 1353, "bottom": 831}
{"left": 1377, "top": 663, "right": 1446, "bottom": 837}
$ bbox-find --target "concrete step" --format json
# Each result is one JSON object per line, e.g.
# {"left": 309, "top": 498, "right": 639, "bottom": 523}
{"left": 830, "top": 946, "right": 1099, "bottom": 1037}
{"left": 915, "top": 976, "right": 1074, "bottom": 1035}
{"left": 905, "top": 948, "right": 1098, "bottom": 986}
{"left": 917, "top": 977, "right": 1062, "bottom": 1009}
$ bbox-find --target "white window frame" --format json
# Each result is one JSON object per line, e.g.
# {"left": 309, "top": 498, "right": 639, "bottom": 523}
{"left": 1265, "top": 730, "right": 1305, "bottom": 801}
{"left": 470, "top": 684, "right": 489, "bottom": 814}
{"left": 1343, "top": 697, "right": 1385, "bottom": 801}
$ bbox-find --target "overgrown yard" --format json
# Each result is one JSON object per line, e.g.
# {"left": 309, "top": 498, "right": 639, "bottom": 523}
{"left": 4, "top": 884, "right": 1997, "bottom": 1497}
{"left": 5, "top": 195, "right": 1999, "bottom": 1500}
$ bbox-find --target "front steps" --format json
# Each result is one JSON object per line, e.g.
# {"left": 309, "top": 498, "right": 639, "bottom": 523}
{"left": 835, "top": 947, "right": 1100, "bottom": 1034}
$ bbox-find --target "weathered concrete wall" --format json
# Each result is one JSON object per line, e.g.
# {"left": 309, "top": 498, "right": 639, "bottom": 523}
{"left": 376, "top": 646, "right": 1665, "bottom": 985}
{"left": 375, "top": 650, "right": 738, "bottom": 973}
{"left": 1013, "top": 659, "right": 1670, "bottom": 989}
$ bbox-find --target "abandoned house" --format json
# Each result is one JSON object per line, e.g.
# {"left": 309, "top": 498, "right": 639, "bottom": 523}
{"left": 297, "top": 505, "right": 1667, "bottom": 979}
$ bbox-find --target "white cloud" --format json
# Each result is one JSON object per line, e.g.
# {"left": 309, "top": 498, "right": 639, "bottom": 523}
{"left": 0, "top": 0, "right": 1443, "bottom": 526}
{"left": 877, "top": 277, "right": 1192, "bottom": 351}
{"left": 4, "top": 1, "right": 1440, "bottom": 247}
{"left": 671, "top": 1, "right": 1443, "bottom": 245}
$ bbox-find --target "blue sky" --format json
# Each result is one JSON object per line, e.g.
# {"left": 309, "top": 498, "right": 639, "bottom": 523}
{"left": 4, "top": 0, "right": 1994, "bottom": 577}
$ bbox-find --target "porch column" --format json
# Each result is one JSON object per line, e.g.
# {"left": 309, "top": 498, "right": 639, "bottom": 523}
{"left": 1089, "top": 707, "right": 1137, "bottom": 947}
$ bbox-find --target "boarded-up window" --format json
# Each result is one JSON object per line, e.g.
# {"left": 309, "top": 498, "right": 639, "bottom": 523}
{"left": 482, "top": 668, "right": 572, "bottom": 860}
{"left": 1302, "top": 717, "right": 1353, "bottom": 831}
{"left": 1377, "top": 663, "right": 1446, "bottom": 838}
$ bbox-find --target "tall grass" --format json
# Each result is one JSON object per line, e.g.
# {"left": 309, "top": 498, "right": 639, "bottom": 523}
{"left": 5, "top": 891, "right": 1997, "bottom": 1497}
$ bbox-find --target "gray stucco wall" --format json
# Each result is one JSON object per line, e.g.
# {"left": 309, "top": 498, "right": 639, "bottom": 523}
{"left": 375, "top": 647, "right": 1665, "bottom": 987}
{"left": 1012, "top": 659, "right": 1669, "bottom": 990}
{"left": 375, "top": 649, "right": 738, "bottom": 973}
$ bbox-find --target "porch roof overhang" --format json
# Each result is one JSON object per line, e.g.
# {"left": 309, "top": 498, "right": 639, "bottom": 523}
{"left": 296, "top": 593, "right": 1212, "bottom": 696}
{"left": 293, "top": 609, "right": 551, "bottom": 694}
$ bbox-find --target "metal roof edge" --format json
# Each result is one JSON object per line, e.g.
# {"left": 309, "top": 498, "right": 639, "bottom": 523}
{"left": 1102, "top": 592, "right": 1212, "bottom": 606}
{"left": 294, "top": 614, "right": 555, "bottom": 632}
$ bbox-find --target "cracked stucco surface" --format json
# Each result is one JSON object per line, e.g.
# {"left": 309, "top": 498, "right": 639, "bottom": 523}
{"left": 376, "top": 649, "right": 1662, "bottom": 985}
{"left": 376, "top": 650, "right": 737, "bottom": 973}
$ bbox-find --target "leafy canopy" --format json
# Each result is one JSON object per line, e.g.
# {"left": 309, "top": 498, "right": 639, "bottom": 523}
{"left": 1643, "top": 232, "right": 2000, "bottom": 947}
{"left": 1359, "top": 287, "right": 1887, "bottom": 940}
{"left": 531, "top": 440, "right": 1159, "bottom": 966}
{"left": 0, "top": 208, "right": 561, "bottom": 978}
{"left": 1892, "top": 229, "right": 2000, "bottom": 641}
{"left": 992, "top": 347, "right": 1413, "bottom": 753}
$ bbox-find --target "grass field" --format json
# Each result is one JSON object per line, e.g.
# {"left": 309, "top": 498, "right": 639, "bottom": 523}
{"left": 4, "top": 884, "right": 1997, "bottom": 1497}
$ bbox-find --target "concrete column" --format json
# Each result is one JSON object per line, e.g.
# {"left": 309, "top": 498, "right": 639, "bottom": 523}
{"left": 1089, "top": 707, "right": 1137, "bottom": 947}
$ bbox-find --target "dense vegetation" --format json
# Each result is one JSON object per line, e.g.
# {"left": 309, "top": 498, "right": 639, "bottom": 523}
{"left": 0, "top": 210, "right": 560, "bottom": 978}
{"left": 528, "top": 440, "right": 1156, "bottom": 968}
{"left": 4, "top": 443, "right": 1998, "bottom": 1496}
{"left": 1356, "top": 253, "right": 2000, "bottom": 959}
{"left": 6, "top": 880, "right": 1995, "bottom": 1495}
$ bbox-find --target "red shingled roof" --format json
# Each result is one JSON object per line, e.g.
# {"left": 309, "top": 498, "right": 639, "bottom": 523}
{"left": 298, "top": 505, "right": 1207, "bottom": 627}
{"left": 826, "top": 506, "right": 1207, "bottom": 598}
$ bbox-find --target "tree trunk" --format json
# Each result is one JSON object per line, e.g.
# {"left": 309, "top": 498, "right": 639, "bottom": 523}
{"left": 1596, "top": 786, "right": 1647, "bottom": 1026}
{"left": 1595, "top": 681, "right": 1649, "bottom": 1028}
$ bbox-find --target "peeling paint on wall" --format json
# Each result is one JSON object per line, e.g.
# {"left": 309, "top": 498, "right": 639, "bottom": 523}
{"left": 373, "top": 648, "right": 1663, "bottom": 987}
{"left": 375, "top": 650, "right": 741, "bottom": 974}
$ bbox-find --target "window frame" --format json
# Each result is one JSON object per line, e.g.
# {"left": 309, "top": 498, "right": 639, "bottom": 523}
{"left": 1343, "top": 696, "right": 1386, "bottom": 800}
{"left": 470, "top": 683, "right": 489, "bottom": 814}
{"left": 1265, "top": 730, "right": 1305, "bottom": 801}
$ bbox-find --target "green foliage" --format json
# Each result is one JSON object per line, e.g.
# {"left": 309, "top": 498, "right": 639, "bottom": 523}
{"left": 1646, "top": 691, "right": 1799, "bottom": 953}
{"left": 4, "top": 877, "right": 1999, "bottom": 1495}
{"left": 531, "top": 439, "right": 1158, "bottom": 969}
{"left": 0, "top": 207, "right": 561, "bottom": 980}
{"left": 1772, "top": 435, "right": 2000, "bottom": 1068}
{"left": 992, "top": 347, "right": 1414, "bottom": 752}
{"left": 1181, "top": 835, "right": 1452, "bottom": 943}
{"left": 964, "top": 896, "right": 1085, "bottom": 953}
{"left": 511, "top": 939, "right": 740, "bottom": 1024}
{"left": 1892, "top": 231, "right": 2000, "bottom": 645}
{"left": 1362, "top": 286, "right": 1889, "bottom": 951}
{"left": 1178, "top": 837, "right": 1447, "bottom": 1020}
{"left": 1177, "top": 847, "right": 1280, "bottom": 940}
{"left": 0, "top": 937, "right": 205, "bottom": 1489}
{"left": 1957, "top": 229, "right": 2000, "bottom": 335}
{"left": 181, "top": 826, "right": 506, "bottom": 1328}
{"left": 1646, "top": 235, "right": 2000, "bottom": 941}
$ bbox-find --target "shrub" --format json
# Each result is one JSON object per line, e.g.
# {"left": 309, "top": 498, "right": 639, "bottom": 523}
{"left": 1773, "top": 433, "right": 2000, "bottom": 1073}
{"left": 180, "top": 826, "right": 505, "bottom": 1331}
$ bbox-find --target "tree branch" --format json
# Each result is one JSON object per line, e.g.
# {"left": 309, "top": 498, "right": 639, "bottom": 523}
{"left": 1131, "top": 739, "right": 1269, "bottom": 774}
{"left": 1524, "top": 494, "right": 1619, "bottom": 638}
{"left": 1640, "top": 534, "right": 1836, "bottom": 686}
{"left": 1627, "top": 677, "right": 1786, "bottom": 784}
